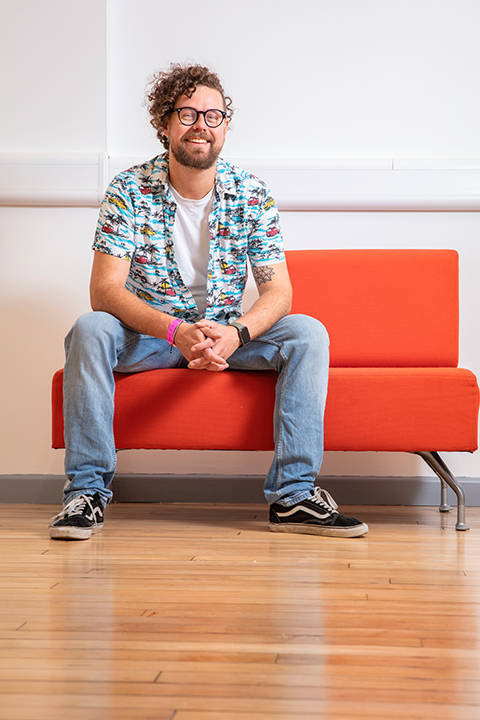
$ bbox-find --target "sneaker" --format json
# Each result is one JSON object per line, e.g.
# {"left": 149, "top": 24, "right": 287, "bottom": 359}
{"left": 269, "top": 487, "right": 368, "bottom": 538}
{"left": 49, "top": 493, "right": 105, "bottom": 541}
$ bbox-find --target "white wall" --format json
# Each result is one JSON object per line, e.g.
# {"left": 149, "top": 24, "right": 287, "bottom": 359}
{"left": 1, "top": 0, "right": 479, "bottom": 483}
{"left": 108, "top": 0, "right": 480, "bottom": 159}
{"left": 0, "top": 0, "right": 106, "bottom": 153}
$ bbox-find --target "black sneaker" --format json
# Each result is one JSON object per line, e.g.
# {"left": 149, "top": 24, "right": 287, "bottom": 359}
{"left": 269, "top": 487, "right": 368, "bottom": 538}
{"left": 49, "top": 493, "right": 105, "bottom": 540}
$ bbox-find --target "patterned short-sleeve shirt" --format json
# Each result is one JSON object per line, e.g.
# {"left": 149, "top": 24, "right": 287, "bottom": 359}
{"left": 93, "top": 153, "right": 285, "bottom": 323}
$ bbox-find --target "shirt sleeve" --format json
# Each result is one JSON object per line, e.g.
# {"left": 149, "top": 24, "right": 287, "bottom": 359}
{"left": 246, "top": 185, "right": 286, "bottom": 267}
{"left": 92, "top": 175, "right": 137, "bottom": 261}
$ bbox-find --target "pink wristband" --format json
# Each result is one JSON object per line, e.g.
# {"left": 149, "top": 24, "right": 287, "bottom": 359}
{"left": 167, "top": 319, "right": 184, "bottom": 346}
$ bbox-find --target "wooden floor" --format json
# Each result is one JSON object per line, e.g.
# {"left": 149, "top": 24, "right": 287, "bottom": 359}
{"left": 1, "top": 502, "right": 480, "bottom": 720}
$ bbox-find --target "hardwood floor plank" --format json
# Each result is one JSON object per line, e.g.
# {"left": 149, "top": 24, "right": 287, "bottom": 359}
{"left": 172, "top": 707, "right": 480, "bottom": 720}
{"left": 2, "top": 633, "right": 480, "bottom": 658}
{"left": 0, "top": 707, "right": 175, "bottom": 720}
{"left": 0, "top": 677, "right": 478, "bottom": 704}
{"left": 2, "top": 656, "right": 478, "bottom": 680}
{"left": 8, "top": 610, "right": 476, "bottom": 633}
{"left": 0, "top": 682, "right": 479, "bottom": 718}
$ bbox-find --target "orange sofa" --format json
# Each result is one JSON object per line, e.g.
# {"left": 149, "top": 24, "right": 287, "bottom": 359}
{"left": 52, "top": 249, "right": 479, "bottom": 530}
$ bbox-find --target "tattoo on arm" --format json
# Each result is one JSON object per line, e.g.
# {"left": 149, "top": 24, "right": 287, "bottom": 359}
{"left": 252, "top": 265, "right": 275, "bottom": 286}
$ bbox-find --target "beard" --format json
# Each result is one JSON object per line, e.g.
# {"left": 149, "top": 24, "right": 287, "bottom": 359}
{"left": 170, "top": 133, "right": 221, "bottom": 170}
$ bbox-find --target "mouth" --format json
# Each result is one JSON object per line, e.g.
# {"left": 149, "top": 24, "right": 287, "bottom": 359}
{"left": 184, "top": 134, "right": 211, "bottom": 146}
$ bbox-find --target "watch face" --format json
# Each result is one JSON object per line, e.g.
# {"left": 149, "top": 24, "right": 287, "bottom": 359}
{"left": 233, "top": 322, "right": 250, "bottom": 345}
{"left": 241, "top": 324, "right": 251, "bottom": 344}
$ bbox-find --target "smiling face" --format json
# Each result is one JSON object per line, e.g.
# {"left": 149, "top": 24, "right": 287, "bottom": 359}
{"left": 163, "top": 85, "right": 229, "bottom": 170}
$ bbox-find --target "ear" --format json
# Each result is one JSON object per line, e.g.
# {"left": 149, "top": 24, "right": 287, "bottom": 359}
{"left": 162, "top": 115, "right": 170, "bottom": 140}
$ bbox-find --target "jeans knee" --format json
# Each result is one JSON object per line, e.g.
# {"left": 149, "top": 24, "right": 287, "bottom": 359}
{"left": 288, "top": 314, "right": 329, "bottom": 354}
{"left": 65, "top": 311, "right": 119, "bottom": 354}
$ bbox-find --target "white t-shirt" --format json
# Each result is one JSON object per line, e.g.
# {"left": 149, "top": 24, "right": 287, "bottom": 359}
{"left": 169, "top": 183, "right": 214, "bottom": 317}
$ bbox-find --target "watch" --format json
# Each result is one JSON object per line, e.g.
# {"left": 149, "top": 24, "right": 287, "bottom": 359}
{"left": 230, "top": 321, "right": 251, "bottom": 346}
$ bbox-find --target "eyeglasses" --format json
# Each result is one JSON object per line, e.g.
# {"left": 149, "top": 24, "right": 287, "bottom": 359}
{"left": 173, "top": 107, "right": 227, "bottom": 128}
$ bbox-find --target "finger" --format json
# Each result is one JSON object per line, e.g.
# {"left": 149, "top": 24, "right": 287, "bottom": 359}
{"left": 196, "top": 327, "right": 222, "bottom": 340}
{"left": 195, "top": 320, "right": 221, "bottom": 331}
{"left": 203, "top": 346, "right": 228, "bottom": 365}
{"left": 205, "top": 361, "right": 229, "bottom": 372}
{"left": 187, "top": 358, "right": 208, "bottom": 369}
{"left": 188, "top": 353, "right": 227, "bottom": 368}
{"left": 188, "top": 353, "right": 228, "bottom": 370}
{"left": 191, "top": 337, "right": 216, "bottom": 352}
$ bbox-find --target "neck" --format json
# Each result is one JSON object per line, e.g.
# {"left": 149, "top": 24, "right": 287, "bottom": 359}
{"left": 167, "top": 154, "right": 216, "bottom": 199}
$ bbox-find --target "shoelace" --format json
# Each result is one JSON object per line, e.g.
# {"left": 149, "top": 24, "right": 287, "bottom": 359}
{"left": 50, "top": 494, "right": 96, "bottom": 523}
{"left": 310, "top": 487, "right": 339, "bottom": 514}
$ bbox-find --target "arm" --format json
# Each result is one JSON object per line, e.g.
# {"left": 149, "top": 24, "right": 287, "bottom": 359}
{"left": 89, "top": 251, "right": 224, "bottom": 364}
{"left": 189, "top": 261, "right": 292, "bottom": 370}
{"left": 241, "top": 261, "right": 292, "bottom": 337}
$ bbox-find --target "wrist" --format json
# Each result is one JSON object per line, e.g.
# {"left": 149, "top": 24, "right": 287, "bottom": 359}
{"left": 225, "top": 324, "right": 241, "bottom": 349}
{"left": 167, "top": 318, "right": 185, "bottom": 346}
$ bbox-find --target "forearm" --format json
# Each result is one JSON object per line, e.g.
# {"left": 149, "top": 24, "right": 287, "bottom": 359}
{"left": 90, "top": 282, "right": 173, "bottom": 339}
{"left": 239, "top": 286, "right": 292, "bottom": 339}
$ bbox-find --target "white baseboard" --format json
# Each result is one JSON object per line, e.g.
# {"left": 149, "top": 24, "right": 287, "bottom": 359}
{"left": 1, "top": 474, "right": 479, "bottom": 506}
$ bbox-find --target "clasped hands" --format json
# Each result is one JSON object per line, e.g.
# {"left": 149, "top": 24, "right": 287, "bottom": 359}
{"left": 174, "top": 319, "right": 241, "bottom": 372}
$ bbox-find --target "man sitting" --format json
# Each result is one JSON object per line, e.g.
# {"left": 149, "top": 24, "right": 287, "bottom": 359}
{"left": 50, "top": 63, "right": 368, "bottom": 540}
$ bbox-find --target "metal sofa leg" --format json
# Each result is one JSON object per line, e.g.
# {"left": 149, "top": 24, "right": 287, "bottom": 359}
{"left": 438, "top": 479, "right": 452, "bottom": 513}
{"left": 414, "top": 451, "right": 469, "bottom": 531}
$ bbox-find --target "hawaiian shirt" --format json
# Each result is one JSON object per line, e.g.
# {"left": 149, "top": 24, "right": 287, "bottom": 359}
{"left": 93, "top": 153, "right": 285, "bottom": 323}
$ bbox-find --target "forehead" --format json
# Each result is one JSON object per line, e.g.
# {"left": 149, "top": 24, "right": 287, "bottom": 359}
{"left": 175, "top": 85, "right": 225, "bottom": 109}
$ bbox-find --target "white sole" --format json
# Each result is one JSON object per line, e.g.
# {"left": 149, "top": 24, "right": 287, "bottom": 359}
{"left": 49, "top": 523, "right": 104, "bottom": 541}
{"left": 268, "top": 522, "right": 369, "bottom": 538}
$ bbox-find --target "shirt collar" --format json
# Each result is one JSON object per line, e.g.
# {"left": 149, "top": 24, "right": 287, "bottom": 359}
{"left": 152, "top": 152, "right": 238, "bottom": 198}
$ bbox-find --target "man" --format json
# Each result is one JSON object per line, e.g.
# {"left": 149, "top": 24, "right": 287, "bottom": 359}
{"left": 49, "top": 63, "right": 368, "bottom": 540}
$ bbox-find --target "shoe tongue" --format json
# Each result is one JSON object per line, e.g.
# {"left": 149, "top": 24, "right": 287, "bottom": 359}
{"left": 312, "top": 487, "right": 338, "bottom": 512}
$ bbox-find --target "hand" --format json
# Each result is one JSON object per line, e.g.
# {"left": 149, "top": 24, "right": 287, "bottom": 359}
{"left": 187, "top": 320, "right": 240, "bottom": 372}
{"left": 173, "top": 322, "right": 221, "bottom": 364}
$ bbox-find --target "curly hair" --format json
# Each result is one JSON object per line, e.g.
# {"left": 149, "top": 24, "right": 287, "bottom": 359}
{"left": 146, "top": 63, "right": 234, "bottom": 149}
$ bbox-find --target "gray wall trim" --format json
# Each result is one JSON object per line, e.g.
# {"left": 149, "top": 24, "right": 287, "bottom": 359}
{"left": 1, "top": 474, "right": 480, "bottom": 506}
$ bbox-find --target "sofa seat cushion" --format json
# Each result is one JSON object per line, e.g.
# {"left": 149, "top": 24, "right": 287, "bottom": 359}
{"left": 52, "top": 369, "right": 277, "bottom": 452}
{"left": 52, "top": 366, "right": 478, "bottom": 453}
{"left": 325, "top": 367, "right": 479, "bottom": 452}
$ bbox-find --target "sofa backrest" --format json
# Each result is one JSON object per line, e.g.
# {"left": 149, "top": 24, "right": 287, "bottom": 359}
{"left": 286, "top": 249, "right": 459, "bottom": 368}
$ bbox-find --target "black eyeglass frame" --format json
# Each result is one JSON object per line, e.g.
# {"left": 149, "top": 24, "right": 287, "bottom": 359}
{"left": 172, "top": 107, "right": 227, "bottom": 128}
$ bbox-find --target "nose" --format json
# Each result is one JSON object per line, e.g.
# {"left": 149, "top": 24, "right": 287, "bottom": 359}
{"left": 192, "top": 112, "right": 209, "bottom": 131}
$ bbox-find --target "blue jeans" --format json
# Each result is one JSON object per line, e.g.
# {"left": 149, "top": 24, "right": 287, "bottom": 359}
{"left": 63, "top": 312, "right": 329, "bottom": 508}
